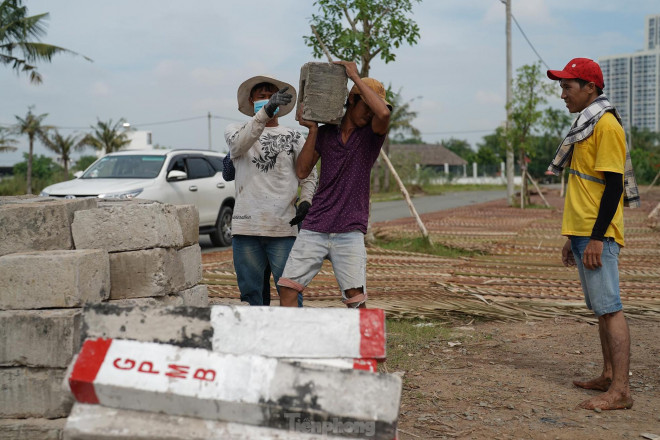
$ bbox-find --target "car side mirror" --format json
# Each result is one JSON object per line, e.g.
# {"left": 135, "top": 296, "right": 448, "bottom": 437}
{"left": 73, "top": 171, "right": 83, "bottom": 178}
{"left": 167, "top": 170, "right": 187, "bottom": 181}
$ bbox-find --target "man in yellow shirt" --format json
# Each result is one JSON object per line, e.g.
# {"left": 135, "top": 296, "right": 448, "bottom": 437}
{"left": 547, "top": 58, "right": 635, "bottom": 411}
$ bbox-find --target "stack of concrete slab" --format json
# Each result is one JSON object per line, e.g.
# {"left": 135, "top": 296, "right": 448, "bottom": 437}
{"left": 0, "top": 196, "right": 208, "bottom": 439}
{"left": 63, "top": 304, "right": 400, "bottom": 439}
{"left": 72, "top": 199, "right": 207, "bottom": 307}
{"left": 0, "top": 196, "right": 107, "bottom": 439}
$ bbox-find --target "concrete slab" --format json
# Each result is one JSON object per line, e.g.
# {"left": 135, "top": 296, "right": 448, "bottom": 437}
{"left": 0, "top": 249, "right": 110, "bottom": 310}
{"left": 80, "top": 305, "right": 386, "bottom": 360}
{"left": 64, "top": 403, "right": 363, "bottom": 439}
{"left": 0, "top": 367, "right": 73, "bottom": 418}
{"left": 107, "top": 284, "right": 209, "bottom": 308}
{"left": 0, "top": 309, "right": 82, "bottom": 368}
{"left": 298, "top": 62, "right": 348, "bottom": 124}
{"left": 108, "top": 248, "right": 184, "bottom": 299}
{"left": 0, "top": 197, "right": 97, "bottom": 256}
{"left": 71, "top": 203, "right": 184, "bottom": 252}
{"left": 68, "top": 339, "right": 400, "bottom": 439}
{"left": 0, "top": 417, "right": 65, "bottom": 440}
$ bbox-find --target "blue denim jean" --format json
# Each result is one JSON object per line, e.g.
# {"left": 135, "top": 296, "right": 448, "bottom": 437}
{"left": 570, "top": 236, "right": 622, "bottom": 316}
{"left": 232, "top": 235, "right": 302, "bottom": 307}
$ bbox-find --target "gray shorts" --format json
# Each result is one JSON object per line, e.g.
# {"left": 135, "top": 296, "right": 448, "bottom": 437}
{"left": 278, "top": 229, "right": 367, "bottom": 301}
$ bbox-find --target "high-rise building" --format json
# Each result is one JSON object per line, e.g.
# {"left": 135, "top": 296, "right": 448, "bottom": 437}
{"left": 599, "top": 14, "right": 660, "bottom": 132}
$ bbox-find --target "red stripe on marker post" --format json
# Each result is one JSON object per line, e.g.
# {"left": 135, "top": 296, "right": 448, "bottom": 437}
{"left": 68, "top": 338, "right": 113, "bottom": 404}
{"left": 353, "top": 358, "right": 378, "bottom": 372}
{"left": 359, "top": 309, "right": 386, "bottom": 360}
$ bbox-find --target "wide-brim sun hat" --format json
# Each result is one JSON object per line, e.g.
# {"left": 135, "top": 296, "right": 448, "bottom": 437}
{"left": 349, "top": 77, "right": 392, "bottom": 110}
{"left": 236, "top": 75, "right": 297, "bottom": 117}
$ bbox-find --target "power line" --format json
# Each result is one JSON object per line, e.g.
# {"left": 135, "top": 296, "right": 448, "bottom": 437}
{"left": 498, "top": 0, "right": 549, "bottom": 70}
{"left": 0, "top": 113, "right": 243, "bottom": 131}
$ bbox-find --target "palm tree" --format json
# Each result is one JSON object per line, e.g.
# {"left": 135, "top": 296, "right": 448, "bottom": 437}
{"left": 85, "top": 119, "right": 131, "bottom": 155}
{"left": 38, "top": 130, "right": 87, "bottom": 175}
{"left": 0, "top": 125, "right": 17, "bottom": 152}
{"left": 14, "top": 106, "right": 48, "bottom": 194}
{"left": 0, "top": 0, "right": 92, "bottom": 84}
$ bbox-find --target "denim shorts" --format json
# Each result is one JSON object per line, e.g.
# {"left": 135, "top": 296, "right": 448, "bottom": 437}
{"left": 278, "top": 229, "right": 367, "bottom": 301}
{"left": 570, "top": 236, "right": 622, "bottom": 316}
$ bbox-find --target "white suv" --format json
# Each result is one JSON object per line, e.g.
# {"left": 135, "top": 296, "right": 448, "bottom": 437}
{"left": 40, "top": 149, "right": 235, "bottom": 247}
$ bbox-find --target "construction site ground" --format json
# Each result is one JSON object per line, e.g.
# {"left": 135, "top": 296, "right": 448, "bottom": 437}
{"left": 202, "top": 188, "right": 660, "bottom": 440}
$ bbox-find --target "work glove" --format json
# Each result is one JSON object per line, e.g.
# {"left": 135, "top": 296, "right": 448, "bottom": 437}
{"left": 289, "top": 201, "right": 311, "bottom": 226}
{"left": 264, "top": 87, "right": 292, "bottom": 118}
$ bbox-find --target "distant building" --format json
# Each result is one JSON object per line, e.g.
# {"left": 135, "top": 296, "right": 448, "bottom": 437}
{"left": 95, "top": 130, "right": 153, "bottom": 158}
{"left": 599, "top": 14, "right": 660, "bottom": 132}
{"left": 389, "top": 143, "right": 468, "bottom": 175}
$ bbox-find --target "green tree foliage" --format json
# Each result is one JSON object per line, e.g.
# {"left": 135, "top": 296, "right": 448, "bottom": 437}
{"left": 0, "top": 0, "right": 91, "bottom": 84}
{"left": 442, "top": 138, "right": 475, "bottom": 162}
{"left": 305, "top": 0, "right": 421, "bottom": 77}
{"left": 629, "top": 126, "right": 660, "bottom": 184}
{"left": 14, "top": 106, "right": 49, "bottom": 194}
{"left": 38, "top": 130, "right": 88, "bottom": 175}
{"left": 0, "top": 153, "right": 63, "bottom": 195}
{"left": 506, "top": 63, "right": 556, "bottom": 168}
{"left": 0, "top": 125, "right": 17, "bottom": 152}
{"left": 476, "top": 127, "right": 507, "bottom": 165}
{"left": 73, "top": 155, "right": 98, "bottom": 172}
{"left": 85, "top": 119, "right": 131, "bottom": 155}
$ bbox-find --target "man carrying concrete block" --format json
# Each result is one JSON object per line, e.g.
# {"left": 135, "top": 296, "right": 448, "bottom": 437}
{"left": 278, "top": 61, "right": 391, "bottom": 309}
{"left": 67, "top": 338, "right": 401, "bottom": 440}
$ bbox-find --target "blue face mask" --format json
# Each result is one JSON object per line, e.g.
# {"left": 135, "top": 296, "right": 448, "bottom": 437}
{"left": 253, "top": 99, "right": 278, "bottom": 116}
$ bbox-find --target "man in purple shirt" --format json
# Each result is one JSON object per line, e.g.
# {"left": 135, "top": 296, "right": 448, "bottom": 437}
{"left": 277, "top": 60, "right": 391, "bottom": 308}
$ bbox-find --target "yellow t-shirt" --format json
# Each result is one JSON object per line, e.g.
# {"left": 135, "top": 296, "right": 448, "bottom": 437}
{"left": 562, "top": 112, "right": 626, "bottom": 246}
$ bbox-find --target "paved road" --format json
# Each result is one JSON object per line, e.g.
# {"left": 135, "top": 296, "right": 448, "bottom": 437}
{"left": 200, "top": 189, "right": 507, "bottom": 252}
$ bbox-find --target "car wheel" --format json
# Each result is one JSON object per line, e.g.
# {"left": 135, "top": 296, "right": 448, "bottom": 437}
{"left": 209, "top": 205, "right": 233, "bottom": 247}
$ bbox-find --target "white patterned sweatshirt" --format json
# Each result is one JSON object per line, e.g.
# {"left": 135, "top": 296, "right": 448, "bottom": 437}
{"left": 224, "top": 108, "right": 318, "bottom": 237}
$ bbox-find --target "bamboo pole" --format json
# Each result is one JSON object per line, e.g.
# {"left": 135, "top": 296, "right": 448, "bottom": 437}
{"left": 526, "top": 173, "right": 551, "bottom": 208}
{"left": 310, "top": 26, "right": 433, "bottom": 245}
{"left": 645, "top": 169, "right": 660, "bottom": 193}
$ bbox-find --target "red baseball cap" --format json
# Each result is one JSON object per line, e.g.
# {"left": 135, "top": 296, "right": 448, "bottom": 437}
{"left": 547, "top": 58, "right": 604, "bottom": 89}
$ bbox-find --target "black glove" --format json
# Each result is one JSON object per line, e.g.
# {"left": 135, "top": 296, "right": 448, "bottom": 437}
{"left": 264, "top": 87, "right": 292, "bottom": 118}
{"left": 289, "top": 201, "right": 311, "bottom": 226}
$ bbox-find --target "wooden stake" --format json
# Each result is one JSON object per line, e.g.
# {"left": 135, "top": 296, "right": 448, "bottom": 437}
{"left": 527, "top": 173, "right": 551, "bottom": 208}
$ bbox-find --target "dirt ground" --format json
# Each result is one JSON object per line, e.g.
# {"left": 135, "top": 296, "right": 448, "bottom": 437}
{"left": 204, "top": 188, "right": 660, "bottom": 439}
{"left": 389, "top": 317, "right": 660, "bottom": 440}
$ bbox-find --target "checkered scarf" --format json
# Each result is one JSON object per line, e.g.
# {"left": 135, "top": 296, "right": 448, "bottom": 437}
{"left": 547, "top": 95, "right": 640, "bottom": 208}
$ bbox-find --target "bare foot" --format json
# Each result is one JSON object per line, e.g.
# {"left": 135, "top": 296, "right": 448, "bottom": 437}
{"left": 578, "top": 391, "right": 633, "bottom": 411}
{"left": 573, "top": 376, "right": 612, "bottom": 391}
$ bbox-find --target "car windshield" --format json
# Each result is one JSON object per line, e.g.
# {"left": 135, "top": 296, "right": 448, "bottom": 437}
{"left": 81, "top": 155, "right": 166, "bottom": 179}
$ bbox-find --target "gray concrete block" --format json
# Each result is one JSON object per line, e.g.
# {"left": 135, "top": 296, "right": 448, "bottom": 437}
{"left": 0, "top": 309, "right": 82, "bottom": 368}
{"left": 298, "top": 62, "right": 348, "bottom": 125}
{"left": 64, "top": 403, "right": 361, "bottom": 439}
{"left": 81, "top": 304, "right": 212, "bottom": 349}
{"left": 0, "top": 250, "right": 110, "bottom": 310}
{"left": 108, "top": 284, "right": 209, "bottom": 308}
{"left": 178, "top": 244, "right": 202, "bottom": 289}
{"left": 108, "top": 248, "right": 184, "bottom": 299}
{"left": 175, "top": 204, "right": 199, "bottom": 247}
{"left": 0, "top": 367, "right": 73, "bottom": 418}
{"left": 0, "top": 197, "right": 97, "bottom": 257}
{"left": 0, "top": 417, "right": 65, "bottom": 440}
{"left": 71, "top": 203, "right": 184, "bottom": 252}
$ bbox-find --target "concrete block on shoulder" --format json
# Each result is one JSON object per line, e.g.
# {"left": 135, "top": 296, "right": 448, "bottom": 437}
{"left": 0, "top": 417, "right": 66, "bottom": 440}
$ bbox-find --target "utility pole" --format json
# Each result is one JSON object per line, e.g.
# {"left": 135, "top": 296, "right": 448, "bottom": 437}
{"left": 505, "top": 0, "right": 514, "bottom": 206}
{"left": 207, "top": 111, "right": 212, "bottom": 150}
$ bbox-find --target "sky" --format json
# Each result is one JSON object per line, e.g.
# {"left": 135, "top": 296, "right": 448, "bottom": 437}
{"left": 1, "top": 0, "right": 658, "bottom": 167}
